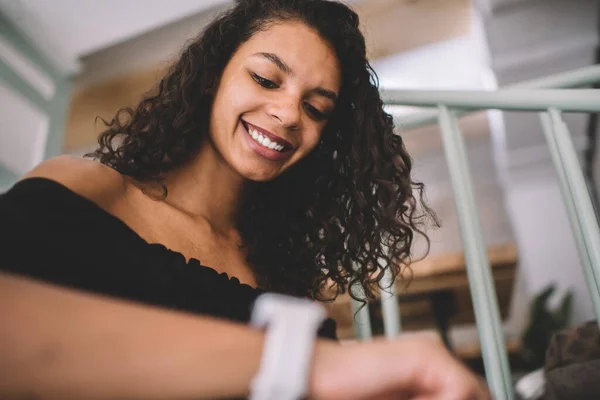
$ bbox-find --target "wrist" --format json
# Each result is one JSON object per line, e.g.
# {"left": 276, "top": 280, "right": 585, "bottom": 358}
{"left": 308, "top": 340, "right": 342, "bottom": 400}
{"left": 309, "top": 340, "right": 383, "bottom": 400}
{"left": 307, "top": 336, "right": 437, "bottom": 400}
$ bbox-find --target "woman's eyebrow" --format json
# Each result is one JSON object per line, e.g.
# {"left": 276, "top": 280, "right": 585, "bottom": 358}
{"left": 313, "top": 87, "right": 338, "bottom": 102}
{"left": 253, "top": 52, "right": 292, "bottom": 74}
{"left": 252, "top": 52, "right": 338, "bottom": 102}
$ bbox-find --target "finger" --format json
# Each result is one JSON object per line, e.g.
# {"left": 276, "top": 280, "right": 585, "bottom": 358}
{"left": 476, "top": 378, "right": 492, "bottom": 400}
{"left": 407, "top": 396, "right": 434, "bottom": 400}
{"left": 410, "top": 387, "right": 488, "bottom": 400}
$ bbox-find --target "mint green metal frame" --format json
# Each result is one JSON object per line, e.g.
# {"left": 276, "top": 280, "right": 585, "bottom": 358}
{"left": 540, "top": 109, "right": 600, "bottom": 315}
{"left": 390, "top": 65, "right": 600, "bottom": 130}
{"left": 438, "top": 105, "right": 513, "bottom": 398}
{"left": 0, "top": 12, "right": 71, "bottom": 187}
{"left": 353, "top": 64, "right": 600, "bottom": 400}
{"left": 350, "top": 276, "right": 374, "bottom": 340}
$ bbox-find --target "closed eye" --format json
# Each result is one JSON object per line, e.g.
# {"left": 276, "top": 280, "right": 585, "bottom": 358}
{"left": 251, "top": 73, "right": 278, "bottom": 89}
{"left": 304, "top": 103, "right": 328, "bottom": 121}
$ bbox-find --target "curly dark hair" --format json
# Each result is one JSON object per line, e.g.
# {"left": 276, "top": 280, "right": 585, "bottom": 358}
{"left": 88, "top": 0, "right": 437, "bottom": 302}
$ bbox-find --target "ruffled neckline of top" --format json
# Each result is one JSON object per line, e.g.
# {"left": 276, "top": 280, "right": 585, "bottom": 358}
{"left": 27, "top": 177, "right": 261, "bottom": 291}
{"left": 148, "top": 242, "right": 263, "bottom": 293}
{"left": 2, "top": 177, "right": 338, "bottom": 340}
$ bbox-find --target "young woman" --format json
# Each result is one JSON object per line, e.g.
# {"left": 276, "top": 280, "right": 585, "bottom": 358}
{"left": 0, "top": 0, "right": 490, "bottom": 398}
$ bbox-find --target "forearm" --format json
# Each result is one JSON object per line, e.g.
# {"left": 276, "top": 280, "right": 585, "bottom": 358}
{"left": 0, "top": 272, "right": 334, "bottom": 400}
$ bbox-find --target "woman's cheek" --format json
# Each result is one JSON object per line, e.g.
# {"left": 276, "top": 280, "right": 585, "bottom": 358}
{"left": 301, "top": 130, "right": 323, "bottom": 157}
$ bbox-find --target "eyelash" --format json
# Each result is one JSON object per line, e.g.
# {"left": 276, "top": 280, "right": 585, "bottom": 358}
{"left": 305, "top": 104, "right": 327, "bottom": 120}
{"left": 251, "top": 73, "right": 329, "bottom": 121}
{"left": 252, "top": 73, "right": 278, "bottom": 89}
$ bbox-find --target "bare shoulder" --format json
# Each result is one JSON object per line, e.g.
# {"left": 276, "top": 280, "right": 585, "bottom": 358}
{"left": 23, "top": 155, "right": 127, "bottom": 206}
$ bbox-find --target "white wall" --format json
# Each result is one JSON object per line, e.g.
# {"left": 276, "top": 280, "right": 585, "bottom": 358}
{"left": 507, "top": 170, "right": 595, "bottom": 325}
{"left": 0, "top": 81, "right": 48, "bottom": 176}
{"left": 409, "top": 136, "right": 514, "bottom": 256}
{"left": 372, "top": 25, "right": 489, "bottom": 91}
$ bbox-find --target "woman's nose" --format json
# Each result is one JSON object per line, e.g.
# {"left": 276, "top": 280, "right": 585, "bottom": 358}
{"left": 268, "top": 96, "right": 302, "bottom": 130}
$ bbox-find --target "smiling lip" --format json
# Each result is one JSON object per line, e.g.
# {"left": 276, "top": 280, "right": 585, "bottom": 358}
{"left": 242, "top": 120, "right": 294, "bottom": 150}
{"left": 241, "top": 120, "right": 295, "bottom": 162}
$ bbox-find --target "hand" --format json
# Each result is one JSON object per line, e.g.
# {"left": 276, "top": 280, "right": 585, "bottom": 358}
{"left": 311, "top": 334, "right": 491, "bottom": 400}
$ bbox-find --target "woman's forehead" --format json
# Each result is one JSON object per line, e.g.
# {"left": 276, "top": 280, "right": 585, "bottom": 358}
{"left": 237, "top": 21, "right": 341, "bottom": 89}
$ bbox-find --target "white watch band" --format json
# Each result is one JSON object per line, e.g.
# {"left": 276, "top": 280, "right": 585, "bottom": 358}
{"left": 249, "top": 293, "right": 327, "bottom": 400}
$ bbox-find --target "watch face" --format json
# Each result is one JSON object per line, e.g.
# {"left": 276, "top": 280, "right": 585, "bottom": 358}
{"left": 251, "top": 293, "right": 326, "bottom": 328}
{"left": 250, "top": 293, "right": 326, "bottom": 400}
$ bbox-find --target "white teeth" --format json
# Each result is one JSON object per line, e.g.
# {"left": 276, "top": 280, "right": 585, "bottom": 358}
{"left": 246, "top": 124, "right": 286, "bottom": 152}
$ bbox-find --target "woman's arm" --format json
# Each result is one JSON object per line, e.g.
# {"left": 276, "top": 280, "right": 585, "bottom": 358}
{"left": 0, "top": 272, "right": 489, "bottom": 400}
{"left": 0, "top": 272, "right": 308, "bottom": 400}
{"left": 1, "top": 157, "right": 489, "bottom": 399}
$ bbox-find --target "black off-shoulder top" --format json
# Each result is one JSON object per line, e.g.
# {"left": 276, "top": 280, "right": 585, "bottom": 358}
{"left": 0, "top": 178, "right": 337, "bottom": 340}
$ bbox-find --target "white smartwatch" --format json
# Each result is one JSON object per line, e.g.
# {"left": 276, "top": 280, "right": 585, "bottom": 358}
{"left": 249, "top": 293, "right": 327, "bottom": 400}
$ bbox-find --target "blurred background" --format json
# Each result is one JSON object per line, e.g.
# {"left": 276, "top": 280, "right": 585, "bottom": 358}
{"left": 1, "top": 0, "right": 599, "bottom": 377}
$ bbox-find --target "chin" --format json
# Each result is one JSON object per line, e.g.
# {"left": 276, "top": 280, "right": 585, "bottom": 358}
{"left": 242, "top": 169, "right": 282, "bottom": 182}
{"left": 235, "top": 163, "right": 284, "bottom": 182}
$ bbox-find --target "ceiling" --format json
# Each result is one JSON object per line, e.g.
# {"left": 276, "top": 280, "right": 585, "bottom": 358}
{"left": 0, "top": 0, "right": 233, "bottom": 72}
{"left": 1, "top": 0, "right": 471, "bottom": 74}
{"left": 354, "top": 0, "right": 471, "bottom": 59}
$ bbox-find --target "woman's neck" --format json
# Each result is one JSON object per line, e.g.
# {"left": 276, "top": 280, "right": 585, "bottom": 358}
{"left": 162, "top": 140, "right": 245, "bottom": 235}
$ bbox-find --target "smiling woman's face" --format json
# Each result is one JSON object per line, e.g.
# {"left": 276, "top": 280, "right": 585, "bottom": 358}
{"left": 208, "top": 20, "right": 341, "bottom": 182}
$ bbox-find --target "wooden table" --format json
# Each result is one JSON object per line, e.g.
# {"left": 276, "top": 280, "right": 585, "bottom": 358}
{"left": 328, "top": 243, "right": 518, "bottom": 349}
